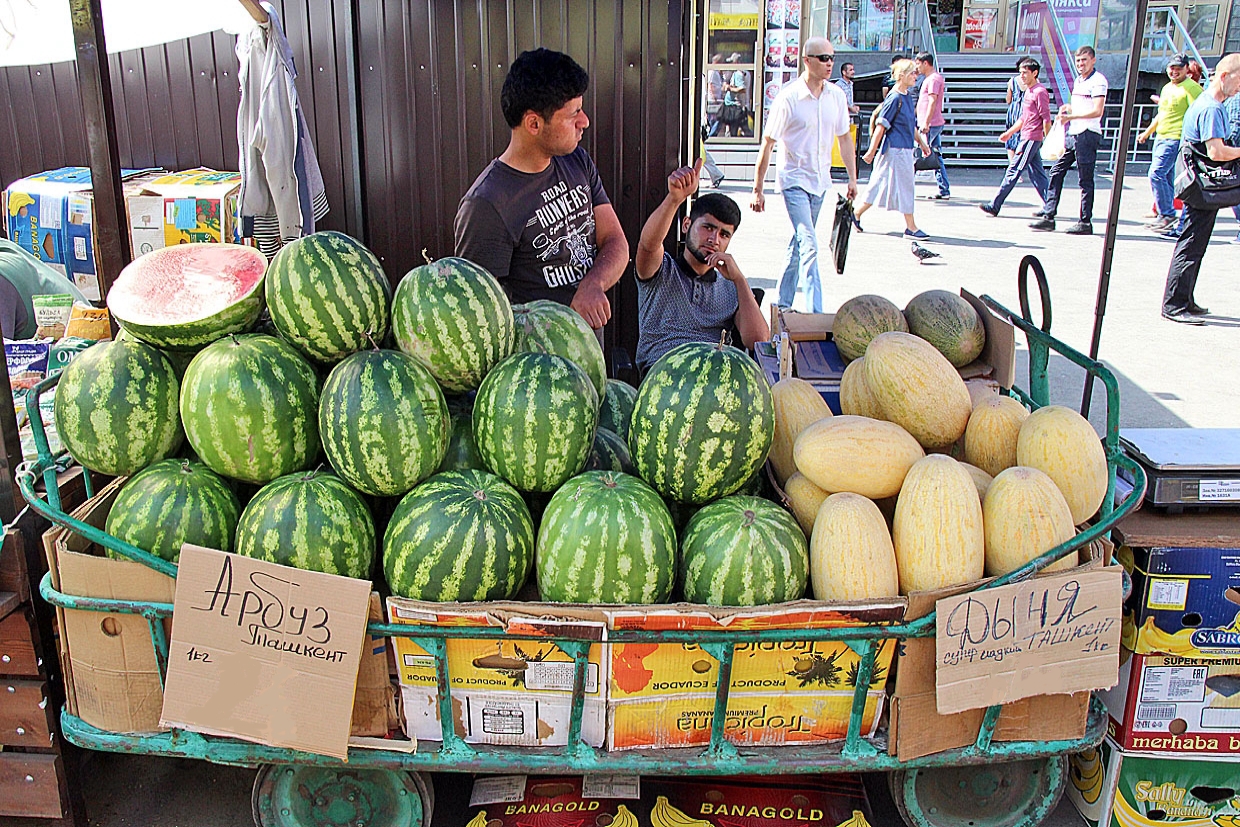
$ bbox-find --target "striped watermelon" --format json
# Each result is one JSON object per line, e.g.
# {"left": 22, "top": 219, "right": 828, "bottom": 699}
{"left": 107, "top": 244, "right": 267, "bottom": 349}
{"left": 473, "top": 352, "right": 598, "bottom": 492}
{"left": 54, "top": 338, "right": 183, "bottom": 475}
{"left": 105, "top": 459, "right": 240, "bottom": 562}
{"left": 512, "top": 300, "right": 606, "bottom": 400}
{"left": 629, "top": 342, "right": 774, "bottom": 505}
{"left": 180, "top": 334, "right": 320, "bottom": 485}
{"left": 585, "top": 427, "right": 635, "bottom": 474}
{"left": 319, "top": 348, "right": 448, "bottom": 497}
{"left": 265, "top": 232, "right": 392, "bottom": 364}
{"left": 384, "top": 469, "right": 534, "bottom": 601}
{"left": 391, "top": 257, "right": 514, "bottom": 392}
{"left": 904, "top": 290, "right": 987, "bottom": 367}
{"left": 536, "top": 471, "right": 675, "bottom": 604}
{"left": 599, "top": 379, "right": 638, "bottom": 442}
{"left": 235, "top": 469, "right": 375, "bottom": 579}
{"left": 440, "top": 414, "right": 487, "bottom": 473}
{"left": 680, "top": 495, "right": 808, "bottom": 606}
{"left": 831, "top": 295, "right": 909, "bottom": 363}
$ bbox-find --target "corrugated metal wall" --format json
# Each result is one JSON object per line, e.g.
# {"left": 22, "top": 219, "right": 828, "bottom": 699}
{"left": 0, "top": 0, "right": 693, "bottom": 360}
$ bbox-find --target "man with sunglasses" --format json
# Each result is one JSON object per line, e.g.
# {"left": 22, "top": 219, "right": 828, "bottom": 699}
{"left": 752, "top": 37, "right": 857, "bottom": 313}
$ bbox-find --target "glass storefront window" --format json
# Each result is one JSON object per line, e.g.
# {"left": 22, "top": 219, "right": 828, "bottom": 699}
{"left": 705, "top": 0, "right": 763, "bottom": 141}
{"left": 806, "top": 0, "right": 894, "bottom": 49}
{"left": 1187, "top": 3, "right": 1221, "bottom": 50}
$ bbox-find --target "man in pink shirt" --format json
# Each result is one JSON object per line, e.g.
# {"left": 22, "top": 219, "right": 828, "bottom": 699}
{"left": 916, "top": 52, "right": 950, "bottom": 198}
{"left": 980, "top": 58, "right": 1053, "bottom": 216}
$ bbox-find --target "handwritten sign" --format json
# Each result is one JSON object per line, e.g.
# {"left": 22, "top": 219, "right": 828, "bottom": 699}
{"left": 935, "top": 567, "right": 1122, "bottom": 714}
{"left": 159, "top": 545, "right": 371, "bottom": 759}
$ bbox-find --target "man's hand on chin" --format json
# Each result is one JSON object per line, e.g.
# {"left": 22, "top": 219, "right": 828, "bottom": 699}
{"left": 571, "top": 282, "right": 612, "bottom": 329}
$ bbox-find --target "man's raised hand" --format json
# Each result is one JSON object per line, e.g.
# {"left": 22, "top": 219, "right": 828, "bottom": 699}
{"left": 668, "top": 158, "right": 703, "bottom": 202}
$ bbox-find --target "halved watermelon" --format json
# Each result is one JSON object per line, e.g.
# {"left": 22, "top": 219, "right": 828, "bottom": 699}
{"left": 108, "top": 244, "right": 267, "bottom": 350}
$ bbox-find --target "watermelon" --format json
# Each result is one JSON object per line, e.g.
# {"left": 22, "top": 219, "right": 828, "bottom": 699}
{"left": 105, "top": 459, "right": 240, "bottom": 563}
{"left": 319, "top": 348, "right": 448, "bottom": 497}
{"left": 391, "top": 256, "right": 514, "bottom": 392}
{"left": 536, "top": 471, "right": 676, "bottom": 604}
{"left": 384, "top": 469, "right": 534, "bottom": 601}
{"left": 629, "top": 342, "right": 774, "bottom": 505}
{"left": 585, "top": 427, "right": 635, "bottom": 474}
{"left": 54, "top": 338, "right": 183, "bottom": 475}
{"left": 107, "top": 243, "right": 267, "bottom": 349}
{"left": 180, "top": 334, "right": 320, "bottom": 485}
{"left": 599, "top": 379, "right": 638, "bottom": 442}
{"left": 512, "top": 300, "right": 606, "bottom": 401}
{"left": 904, "top": 290, "right": 987, "bottom": 368}
{"left": 265, "top": 232, "right": 392, "bottom": 364}
{"left": 680, "top": 495, "right": 808, "bottom": 606}
{"left": 831, "top": 294, "right": 909, "bottom": 363}
{"left": 473, "top": 352, "right": 598, "bottom": 492}
{"left": 235, "top": 469, "right": 375, "bottom": 579}
{"left": 440, "top": 414, "right": 487, "bottom": 473}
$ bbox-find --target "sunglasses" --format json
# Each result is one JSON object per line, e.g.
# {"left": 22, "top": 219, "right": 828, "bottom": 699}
{"left": 807, "top": 54, "right": 835, "bottom": 63}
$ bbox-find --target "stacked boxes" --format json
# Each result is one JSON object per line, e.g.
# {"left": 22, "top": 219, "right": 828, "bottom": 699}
{"left": 124, "top": 168, "right": 241, "bottom": 256}
{"left": 3, "top": 167, "right": 105, "bottom": 301}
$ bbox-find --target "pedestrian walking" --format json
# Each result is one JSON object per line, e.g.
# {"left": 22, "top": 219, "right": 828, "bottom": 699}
{"left": 1005, "top": 57, "right": 1027, "bottom": 163}
{"left": 915, "top": 52, "right": 951, "bottom": 199}
{"left": 1161, "top": 53, "right": 1240, "bottom": 324}
{"left": 1224, "top": 84, "right": 1240, "bottom": 243}
{"left": 980, "top": 59, "right": 1052, "bottom": 216}
{"left": 1137, "top": 54, "right": 1203, "bottom": 234}
{"left": 1030, "top": 46, "right": 1108, "bottom": 235}
{"left": 854, "top": 59, "right": 933, "bottom": 239}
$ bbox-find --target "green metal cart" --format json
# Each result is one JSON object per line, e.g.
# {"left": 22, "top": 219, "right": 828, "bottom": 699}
{"left": 20, "top": 270, "right": 1146, "bottom": 827}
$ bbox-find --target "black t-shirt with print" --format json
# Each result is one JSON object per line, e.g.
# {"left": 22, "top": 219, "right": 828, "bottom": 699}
{"left": 453, "top": 147, "right": 610, "bottom": 306}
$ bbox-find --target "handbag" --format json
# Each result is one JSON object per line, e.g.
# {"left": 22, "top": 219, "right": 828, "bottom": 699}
{"left": 829, "top": 196, "right": 853, "bottom": 275}
{"left": 914, "top": 151, "right": 942, "bottom": 171}
{"left": 1175, "top": 140, "right": 1240, "bottom": 209}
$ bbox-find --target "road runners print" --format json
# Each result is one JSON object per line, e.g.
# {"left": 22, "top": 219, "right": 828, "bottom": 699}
{"left": 529, "top": 179, "right": 597, "bottom": 291}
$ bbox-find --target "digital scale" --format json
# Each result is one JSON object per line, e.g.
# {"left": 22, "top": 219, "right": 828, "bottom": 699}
{"left": 1119, "top": 428, "right": 1240, "bottom": 511}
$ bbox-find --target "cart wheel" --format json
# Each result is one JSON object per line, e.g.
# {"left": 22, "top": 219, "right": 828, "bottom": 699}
{"left": 888, "top": 756, "right": 1067, "bottom": 827}
{"left": 252, "top": 764, "right": 433, "bottom": 827}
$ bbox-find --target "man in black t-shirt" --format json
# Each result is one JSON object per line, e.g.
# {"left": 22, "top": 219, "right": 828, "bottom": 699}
{"left": 454, "top": 49, "right": 629, "bottom": 330}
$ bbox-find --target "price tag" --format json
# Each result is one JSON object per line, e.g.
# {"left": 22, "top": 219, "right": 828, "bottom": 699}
{"left": 470, "top": 776, "right": 528, "bottom": 806}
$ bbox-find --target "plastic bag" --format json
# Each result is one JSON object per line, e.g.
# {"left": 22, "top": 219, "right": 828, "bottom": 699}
{"left": 829, "top": 196, "right": 853, "bottom": 275}
{"left": 1042, "top": 121, "right": 1066, "bottom": 162}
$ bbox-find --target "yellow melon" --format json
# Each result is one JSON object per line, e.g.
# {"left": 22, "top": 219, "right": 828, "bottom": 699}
{"left": 864, "top": 332, "right": 972, "bottom": 451}
{"left": 784, "top": 472, "right": 830, "bottom": 536}
{"left": 839, "top": 358, "right": 886, "bottom": 419}
{"left": 893, "top": 455, "right": 984, "bottom": 593}
{"left": 770, "top": 379, "right": 832, "bottom": 485}
{"left": 964, "top": 395, "right": 1030, "bottom": 478}
{"left": 810, "top": 493, "right": 899, "bottom": 601}
{"left": 794, "top": 415, "right": 925, "bottom": 499}
{"left": 983, "top": 466, "right": 1078, "bottom": 576}
{"left": 1016, "top": 405, "right": 1108, "bottom": 524}
{"left": 960, "top": 462, "right": 994, "bottom": 500}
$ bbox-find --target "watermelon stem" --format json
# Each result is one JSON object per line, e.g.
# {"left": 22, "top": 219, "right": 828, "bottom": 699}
{"left": 421, "top": 248, "right": 433, "bottom": 265}
{"left": 743, "top": 509, "right": 756, "bottom": 527}
{"left": 303, "top": 463, "right": 325, "bottom": 481}
{"left": 362, "top": 330, "right": 380, "bottom": 351}
{"left": 472, "top": 489, "right": 487, "bottom": 502}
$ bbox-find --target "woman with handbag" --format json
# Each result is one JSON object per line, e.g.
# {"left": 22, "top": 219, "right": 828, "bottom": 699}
{"left": 854, "top": 59, "right": 933, "bottom": 239}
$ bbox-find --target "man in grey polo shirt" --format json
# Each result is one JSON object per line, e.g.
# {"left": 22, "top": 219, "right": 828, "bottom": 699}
{"left": 635, "top": 159, "right": 769, "bottom": 373}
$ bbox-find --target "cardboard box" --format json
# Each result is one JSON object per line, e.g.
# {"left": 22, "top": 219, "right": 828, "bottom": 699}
{"left": 386, "top": 597, "right": 607, "bottom": 748}
{"left": 604, "top": 601, "right": 901, "bottom": 751}
{"left": 1100, "top": 649, "right": 1240, "bottom": 755}
{"left": 1121, "top": 545, "right": 1240, "bottom": 658}
{"left": 124, "top": 168, "right": 241, "bottom": 256}
{"left": 1066, "top": 734, "right": 1240, "bottom": 827}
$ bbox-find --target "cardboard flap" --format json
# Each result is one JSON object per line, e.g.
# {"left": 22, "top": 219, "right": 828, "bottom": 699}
{"left": 961, "top": 288, "right": 1015, "bottom": 389}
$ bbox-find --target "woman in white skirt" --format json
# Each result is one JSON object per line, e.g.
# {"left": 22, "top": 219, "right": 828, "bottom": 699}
{"left": 854, "top": 59, "right": 932, "bottom": 239}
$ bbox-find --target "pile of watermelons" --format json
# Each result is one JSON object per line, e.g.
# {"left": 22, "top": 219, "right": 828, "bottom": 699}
{"left": 55, "top": 232, "right": 802, "bottom": 607}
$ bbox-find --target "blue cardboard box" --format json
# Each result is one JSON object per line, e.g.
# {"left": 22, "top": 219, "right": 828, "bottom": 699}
{"left": 1124, "top": 545, "right": 1240, "bottom": 657}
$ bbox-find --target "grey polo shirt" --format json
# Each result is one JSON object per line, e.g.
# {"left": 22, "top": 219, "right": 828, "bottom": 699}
{"left": 636, "top": 251, "right": 739, "bottom": 372}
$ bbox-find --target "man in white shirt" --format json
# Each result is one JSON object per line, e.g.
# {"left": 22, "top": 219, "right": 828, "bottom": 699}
{"left": 1030, "top": 46, "right": 1109, "bottom": 235}
{"left": 752, "top": 37, "right": 857, "bottom": 313}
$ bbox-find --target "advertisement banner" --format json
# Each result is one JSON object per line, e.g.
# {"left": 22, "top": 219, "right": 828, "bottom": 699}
{"left": 1016, "top": 0, "right": 1075, "bottom": 109}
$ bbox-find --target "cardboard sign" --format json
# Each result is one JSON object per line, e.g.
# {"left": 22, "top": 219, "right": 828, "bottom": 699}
{"left": 935, "top": 567, "right": 1122, "bottom": 714}
{"left": 159, "top": 545, "right": 372, "bottom": 759}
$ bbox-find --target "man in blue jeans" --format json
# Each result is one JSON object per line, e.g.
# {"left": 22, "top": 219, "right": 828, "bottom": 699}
{"left": 752, "top": 36, "right": 857, "bottom": 312}
{"left": 916, "top": 52, "right": 950, "bottom": 199}
{"left": 1030, "top": 46, "right": 1109, "bottom": 235}
{"left": 1136, "top": 55, "right": 1202, "bottom": 234}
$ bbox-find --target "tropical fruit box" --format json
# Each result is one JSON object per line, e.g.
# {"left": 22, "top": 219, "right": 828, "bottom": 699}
{"left": 124, "top": 167, "right": 242, "bottom": 257}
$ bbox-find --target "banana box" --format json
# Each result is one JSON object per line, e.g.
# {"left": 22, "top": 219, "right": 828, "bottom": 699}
{"left": 1099, "top": 649, "right": 1240, "bottom": 755}
{"left": 603, "top": 601, "right": 901, "bottom": 750}
{"left": 1066, "top": 734, "right": 1240, "bottom": 827}
{"left": 1121, "top": 545, "right": 1240, "bottom": 658}
{"left": 464, "top": 775, "right": 640, "bottom": 827}
{"left": 124, "top": 167, "right": 242, "bottom": 256}
{"left": 386, "top": 597, "right": 606, "bottom": 747}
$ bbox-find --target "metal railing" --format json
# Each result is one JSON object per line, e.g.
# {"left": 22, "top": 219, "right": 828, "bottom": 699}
{"left": 1102, "top": 101, "right": 1159, "bottom": 171}
{"left": 1144, "top": 6, "right": 1210, "bottom": 78}
{"left": 894, "top": 0, "right": 937, "bottom": 62}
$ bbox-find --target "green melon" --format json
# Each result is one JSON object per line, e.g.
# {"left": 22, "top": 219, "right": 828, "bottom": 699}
{"left": 54, "top": 338, "right": 183, "bottom": 475}
{"left": 439, "top": 413, "right": 487, "bottom": 473}
{"left": 536, "top": 471, "right": 676, "bottom": 604}
{"left": 629, "top": 342, "right": 774, "bottom": 505}
{"left": 904, "top": 290, "right": 987, "bottom": 367}
{"left": 234, "top": 469, "right": 375, "bottom": 579}
{"left": 265, "top": 231, "right": 392, "bottom": 364}
{"left": 473, "top": 352, "right": 598, "bottom": 492}
{"left": 831, "top": 294, "right": 909, "bottom": 363}
{"left": 512, "top": 300, "right": 606, "bottom": 401}
{"left": 390, "top": 257, "right": 514, "bottom": 392}
{"left": 319, "top": 348, "right": 449, "bottom": 497}
{"left": 680, "top": 495, "right": 809, "bottom": 606}
{"left": 585, "top": 427, "right": 635, "bottom": 474}
{"left": 384, "top": 469, "right": 534, "bottom": 601}
{"left": 599, "top": 379, "right": 638, "bottom": 442}
{"left": 105, "top": 459, "right": 240, "bottom": 563}
{"left": 180, "top": 334, "right": 320, "bottom": 485}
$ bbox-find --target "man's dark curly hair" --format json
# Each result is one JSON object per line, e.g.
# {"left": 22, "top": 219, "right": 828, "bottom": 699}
{"left": 690, "top": 193, "right": 742, "bottom": 230}
{"left": 501, "top": 48, "right": 589, "bottom": 128}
